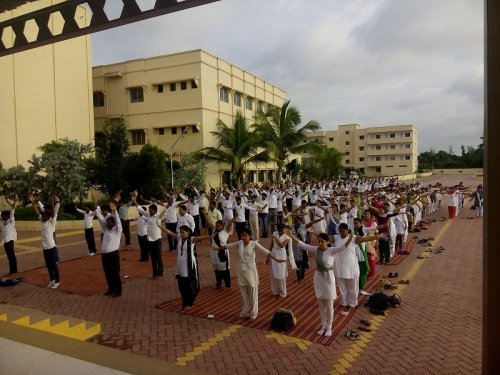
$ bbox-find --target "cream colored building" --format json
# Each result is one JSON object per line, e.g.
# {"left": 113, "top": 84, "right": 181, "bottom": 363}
{"left": 0, "top": 1, "right": 94, "bottom": 168}
{"left": 92, "top": 49, "right": 287, "bottom": 186}
{"left": 305, "top": 124, "right": 418, "bottom": 177}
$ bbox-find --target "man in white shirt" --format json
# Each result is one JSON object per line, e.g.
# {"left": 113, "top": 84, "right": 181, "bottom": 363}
{"left": 177, "top": 205, "right": 196, "bottom": 233}
{"left": 135, "top": 202, "right": 163, "bottom": 279}
{"left": 187, "top": 195, "right": 201, "bottom": 236}
{"left": 96, "top": 202, "right": 123, "bottom": 297}
{"left": 1, "top": 197, "right": 19, "bottom": 275}
{"left": 30, "top": 195, "right": 61, "bottom": 289}
{"left": 162, "top": 196, "right": 187, "bottom": 251}
{"left": 75, "top": 204, "right": 96, "bottom": 256}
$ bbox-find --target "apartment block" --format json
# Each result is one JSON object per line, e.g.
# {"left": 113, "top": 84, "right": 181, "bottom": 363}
{"left": 305, "top": 124, "right": 418, "bottom": 177}
{"left": 0, "top": 0, "right": 94, "bottom": 168}
{"left": 92, "top": 49, "right": 287, "bottom": 186}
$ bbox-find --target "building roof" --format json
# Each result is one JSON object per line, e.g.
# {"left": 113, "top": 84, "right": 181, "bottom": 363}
{"left": 0, "top": 0, "right": 38, "bottom": 13}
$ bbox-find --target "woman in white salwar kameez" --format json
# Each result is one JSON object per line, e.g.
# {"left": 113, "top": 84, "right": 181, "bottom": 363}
{"left": 268, "top": 223, "right": 296, "bottom": 297}
{"left": 285, "top": 230, "right": 352, "bottom": 337}
{"left": 219, "top": 229, "right": 285, "bottom": 320}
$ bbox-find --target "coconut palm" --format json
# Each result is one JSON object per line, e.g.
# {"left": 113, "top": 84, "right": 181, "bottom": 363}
{"left": 254, "top": 100, "right": 322, "bottom": 182}
{"left": 196, "top": 112, "right": 269, "bottom": 185}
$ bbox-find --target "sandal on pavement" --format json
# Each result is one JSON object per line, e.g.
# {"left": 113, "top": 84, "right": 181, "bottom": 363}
{"left": 360, "top": 319, "right": 371, "bottom": 327}
{"left": 358, "top": 326, "right": 372, "bottom": 332}
{"left": 345, "top": 330, "right": 360, "bottom": 340}
{"left": 398, "top": 279, "right": 410, "bottom": 285}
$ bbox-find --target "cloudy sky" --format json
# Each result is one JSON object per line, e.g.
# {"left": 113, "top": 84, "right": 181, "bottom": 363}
{"left": 91, "top": 0, "right": 484, "bottom": 153}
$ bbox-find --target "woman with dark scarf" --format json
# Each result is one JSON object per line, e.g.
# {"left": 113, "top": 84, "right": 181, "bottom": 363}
{"left": 159, "top": 225, "right": 210, "bottom": 309}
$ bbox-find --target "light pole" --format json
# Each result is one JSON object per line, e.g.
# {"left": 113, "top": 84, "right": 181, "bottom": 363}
{"left": 169, "top": 126, "right": 189, "bottom": 189}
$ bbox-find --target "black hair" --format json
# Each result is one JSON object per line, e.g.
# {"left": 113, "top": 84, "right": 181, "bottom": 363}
{"left": 338, "top": 223, "right": 349, "bottom": 230}
{"left": 101, "top": 204, "right": 110, "bottom": 212}
{"left": 277, "top": 223, "right": 286, "bottom": 231}
{"left": 179, "top": 225, "right": 192, "bottom": 234}
{"left": 1, "top": 211, "right": 10, "bottom": 220}
{"left": 318, "top": 233, "right": 330, "bottom": 242}
{"left": 149, "top": 204, "right": 157, "bottom": 212}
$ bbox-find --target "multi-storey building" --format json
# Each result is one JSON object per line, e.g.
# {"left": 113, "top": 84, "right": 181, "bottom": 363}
{"left": 92, "top": 49, "right": 287, "bottom": 186}
{"left": 304, "top": 124, "right": 418, "bottom": 177}
{"left": 0, "top": 0, "right": 94, "bottom": 168}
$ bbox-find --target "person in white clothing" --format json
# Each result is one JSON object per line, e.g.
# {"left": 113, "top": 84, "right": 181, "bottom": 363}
{"left": 132, "top": 207, "right": 149, "bottom": 261}
{"left": 75, "top": 203, "right": 96, "bottom": 256}
{"left": 134, "top": 199, "right": 164, "bottom": 278}
{"left": 177, "top": 205, "right": 196, "bottom": 233}
{"left": 286, "top": 229, "right": 352, "bottom": 337}
{"left": 1, "top": 197, "right": 19, "bottom": 275}
{"left": 218, "top": 229, "right": 285, "bottom": 320}
{"left": 96, "top": 202, "right": 123, "bottom": 297}
{"left": 207, "top": 218, "right": 236, "bottom": 289}
{"left": 333, "top": 223, "right": 385, "bottom": 312}
{"left": 30, "top": 195, "right": 61, "bottom": 289}
{"left": 268, "top": 223, "right": 296, "bottom": 297}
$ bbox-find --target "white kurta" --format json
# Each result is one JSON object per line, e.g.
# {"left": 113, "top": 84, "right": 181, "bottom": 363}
{"left": 226, "top": 240, "right": 270, "bottom": 286}
{"left": 296, "top": 241, "right": 346, "bottom": 300}
{"left": 332, "top": 235, "right": 359, "bottom": 279}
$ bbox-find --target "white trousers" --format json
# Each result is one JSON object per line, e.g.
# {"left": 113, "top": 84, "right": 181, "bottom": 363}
{"left": 249, "top": 216, "right": 259, "bottom": 239}
{"left": 270, "top": 276, "right": 287, "bottom": 297}
{"left": 337, "top": 277, "right": 359, "bottom": 307}
{"left": 240, "top": 285, "right": 258, "bottom": 318}
{"left": 318, "top": 299, "right": 334, "bottom": 330}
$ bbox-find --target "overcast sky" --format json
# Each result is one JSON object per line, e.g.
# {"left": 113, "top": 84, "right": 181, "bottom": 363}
{"left": 91, "top": 0, "right": 484, "bottom": 153}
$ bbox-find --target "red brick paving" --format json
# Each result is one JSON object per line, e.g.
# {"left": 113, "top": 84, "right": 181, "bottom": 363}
{"left": 0, "top": 175, "right": 483, "bottom": 374}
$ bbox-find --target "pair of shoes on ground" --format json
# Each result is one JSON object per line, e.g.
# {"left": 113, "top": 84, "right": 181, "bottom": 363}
{"left": 104, "top": 290, "right": 121, "bottom": 297}
{"left": 388, "top": 272, "right": 399, "bottom": 278}
{"left": 398, "top": 279, "right": 410, "bottom": 285}
{"left": 87, "top": 252, "right": 96, "bottom": 256}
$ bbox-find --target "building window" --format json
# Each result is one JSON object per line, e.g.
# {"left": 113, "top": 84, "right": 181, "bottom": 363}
{"left": 130, "top": 130, "right": 145, "bottom": 145}
{"left": 157, "top": 84, "right": 163, "bottom": 93}
{"left": 191, "top": 79, "right": 198, "bottom": 89}
{"left": 267, "top": 170, "right": 274, "bottom": 182}
{"left": 170, "top": 83, "right": 176, "bottom": 92}
{"left": 345, "top": 130, "right": 350, "bottom": 135}
{"left": 376, "top": 167, "right": 381, "bottom": 173}
{"left": 376, "top": 156, "right": 381, "bottom": 161}
{"left": 359, "top": 135, "right": 364, "bottom": 140}
{"left": 222, "top": 171, "right": 231, "bottom": 185}
{"left": 390, "top": 133, "right": 395, "bottom": 138}
{"left": 258, "top": 170, "right": 265, "bottom": 182}
{"left": 329, "top": 137, "right": 334, "bottom": 142}
{"left": 345, "top": 159, "right": 350, "bottom": 164}
{"left": 391, "top": 145, "right": 396, "bottom": 149}
{"left": 158, "top": 128, "right": 164, "bottom": 135}
{"left": 256, "top": 101, "right": 264, "bottom": 112}
{"left": 359, "top": 146, "right": 365, "bottom": 151}
{"left": 405, "top": 143, "right": 411, "bottom": 148}
{"left": 220, "top": 86, "right": 229, "bottom": 103}
{"left": 246, "top": 96, "right": 253, "bottom": 110}
{"left": 233, "top": 91, "right": 242, "bottom": 107}
{"left": 359, "top": 157, "right": 365, "bottom": 162}
{"left": 376, "top": 134, "right": 381, "bottom": 139}
{"left": 180, "top": 81, "right": 187, "bottom": 90}
{"left": 93, "top": 91, "right": 105, "bottom": 107}
{"left": 405, "top": 132, "right": 411, "bottom": 137}
{"left": 399, "top": 165, "right": 407, "bottom": 168}
{"left": 345, "top": 141, "right": 350, "bottom": 145}
{"left": 360, "top": 168, "right": 365, "bottom": 174}
{"left": 376, "top": 145, "right": 381, "bottom": 150}
{"left": 345, "top": 151, "right": 350, "bottom": 155}
{"left": 387, "top": 165, "right": 393, "bottom": 168}
{"left": 171, "top": 127, "right": 177, "bottom": 135}
{"left": 405, "top": 155, "right": 411, "bottom": 160}
{"left": 129, "top": 87, "right": 144, "bottom": 103}
{"left": 390, "top": 156, "right": 396, "bottom": 160}
{"left": 192, "top": 125, "right": 199, "bottom": 133}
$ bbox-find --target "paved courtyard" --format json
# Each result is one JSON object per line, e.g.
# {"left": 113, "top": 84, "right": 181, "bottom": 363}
{"left": 0, "top": 174, "right": 483, "bottom": 374}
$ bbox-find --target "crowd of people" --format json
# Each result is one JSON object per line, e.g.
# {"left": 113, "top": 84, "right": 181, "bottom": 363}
{"left": 0, "top": 176, "right": 484, "bottom": 335}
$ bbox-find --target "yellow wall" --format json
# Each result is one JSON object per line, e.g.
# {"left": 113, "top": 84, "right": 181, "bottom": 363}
{"left": 0, "top": 1, "right": 94, "bottom": 168}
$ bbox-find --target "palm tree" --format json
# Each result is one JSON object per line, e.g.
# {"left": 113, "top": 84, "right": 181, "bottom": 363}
{"left": 254, "top": 100, "right": 322, "bottom": 182}
{"left": 301, "top": 146, "right": 343, "bottom": 181}
{"left": 196, "top": 112, "right": 269, "bottom": 186}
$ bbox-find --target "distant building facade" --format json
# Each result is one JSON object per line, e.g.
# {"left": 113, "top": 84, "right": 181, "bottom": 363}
{"left": 92, "top": 49, "right": 287, "bottom": 186}
{"left": 0, "top": 1, "right": 94, "bottom": 168}
{"left": 304, "top": 124, "right": 418, "bottom": 177}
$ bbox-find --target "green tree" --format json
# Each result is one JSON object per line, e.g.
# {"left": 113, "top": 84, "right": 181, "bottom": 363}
{"left": 196, "top": 112, "right": 269, "bottom": 186}
{"left": 254, "top": 100, "right": 322, "bottom": 182}
{"left": 123, "top": 144, "right": 169, "bottom": 199}
{"left": 300, "top": 146, "right": 343, "bottom": 180}
{"left": 27, "top": 138, "right": 93, "bottom": 203}
{"left": 172, "top": 153, "right": 206, "bottom": 190}
{"left": 93, "top": 117, "right": 130, "bottom": 195}
{"left": 0, "top": 164, "right": 30, "bottom": 200}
